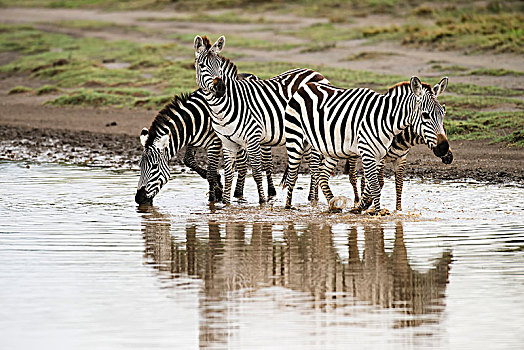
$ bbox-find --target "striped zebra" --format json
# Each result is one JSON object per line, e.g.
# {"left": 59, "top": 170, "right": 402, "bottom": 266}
{"left": 283, "top": 76, "right": 450, "bottom": 214}
{"left": 135, "top": 73, "right": 271, "bottom": 205}
{"left": 193, "top": 35, "right": 329, "bottom": 204}
{"left": 344, "top": 126, "right": 453, "bottom": 211}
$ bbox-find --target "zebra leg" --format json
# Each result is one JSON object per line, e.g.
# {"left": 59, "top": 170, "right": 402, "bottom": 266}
{"left": 261, "top": 146, "right": 276, "bottom": 198}
{"left": 355, "top": 155, "right": 389, "bottom": 216}
{"left": 393, "top": 156, "right": 407, "bottom": 211}
{"left": 184, "top": 145, "right": 208, "bottom": 179}
{"left": 284, "top": 145, "right": 305, "bottom": 209}
{"left": 222, "top": 148, "right": 237, "bottom": 205}
{"left": 317, "top": 156, "right": 339, "bottom": 211}
{"left": 307, "top": 148, "right": 321, "bottom": 202}
{"left": 205, "top": 141, "right": 223, "bottom": 203}
{"left": 246, "top": 140, "right": 266, "bottom": 204}
{"left": 233, "top": 149, "right": 248, "bottom": 199}
{"left": 346, "top": 156, "right": 359, "bottom": 205}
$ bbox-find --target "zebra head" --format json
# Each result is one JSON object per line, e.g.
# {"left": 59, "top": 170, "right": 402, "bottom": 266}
{"left": 135, "top": 127, "right": 171, "bottom": 205}
{"left": 194, "top": 35, "right": 226, "bottom": 98}
{"left": 409, "top": 76, "right": 450, "bottom": 157}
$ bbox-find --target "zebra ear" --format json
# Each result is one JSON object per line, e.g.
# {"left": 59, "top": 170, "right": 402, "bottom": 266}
{"left": 155, "top": 134, "right": 170, "bottom": 150}
{"left": 433, "top": 77, "right": 448, "bottom": 96}
{"left": 140, "top": 127, "right": 149, "bottom": 147}
{"left": 194, "top": 35, "right": 205, "bottom": 57}
{"left": 410, "top": 76, "right": 423, "bottom": 97}
{"left": 211, "top": 35, "right": 225, "bottom": 54}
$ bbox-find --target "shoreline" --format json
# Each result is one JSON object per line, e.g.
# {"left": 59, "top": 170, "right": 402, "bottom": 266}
{"left": 2, "top": 124, "right": 523, "bottom": 184}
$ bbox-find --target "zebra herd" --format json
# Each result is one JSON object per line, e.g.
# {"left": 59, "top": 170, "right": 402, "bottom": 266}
{"left": 135, "top": 35, "right": 452, "bottom": 215}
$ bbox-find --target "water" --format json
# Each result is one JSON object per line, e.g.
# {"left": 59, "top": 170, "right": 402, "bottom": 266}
{"left": 0, "top": 160, "right": 523, "bottom": 349}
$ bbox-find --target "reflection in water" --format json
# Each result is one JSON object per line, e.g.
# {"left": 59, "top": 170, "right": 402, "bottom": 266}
{"left": 140, "top": 208, "right": 452, "bottom": 347}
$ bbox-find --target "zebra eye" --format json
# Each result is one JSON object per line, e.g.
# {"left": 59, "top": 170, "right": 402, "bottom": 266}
{"left": 199, "top": 63, "right": 205, "bottom": 69}
{"left": 422, "top": 112, "right": 430, "bottom": 120}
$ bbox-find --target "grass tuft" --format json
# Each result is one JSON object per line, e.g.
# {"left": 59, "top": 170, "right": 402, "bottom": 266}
{"left": 8, "top": 85, "right": 33, "bottom": 94}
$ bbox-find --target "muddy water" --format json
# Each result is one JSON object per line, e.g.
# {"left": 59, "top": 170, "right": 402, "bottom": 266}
{"left": 0, "top": 161, "right": 523, "bottom": 350}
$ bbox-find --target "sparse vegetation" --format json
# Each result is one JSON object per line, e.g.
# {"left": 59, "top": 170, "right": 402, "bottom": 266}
{"left": 343, "top": 51, "right": 397, "bottom": 61}
{"left": 8, "top": 85, "right": 33, "bottom": 94}
{"left": 168, "top": 33, "right": 299, "bottom": 51}
{"left": 36, "top": 84, "right": 60, "bottom": 95}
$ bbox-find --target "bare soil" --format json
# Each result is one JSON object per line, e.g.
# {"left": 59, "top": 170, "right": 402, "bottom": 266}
{"left": 0, "top": 8, "right": 523, "bottom": 183}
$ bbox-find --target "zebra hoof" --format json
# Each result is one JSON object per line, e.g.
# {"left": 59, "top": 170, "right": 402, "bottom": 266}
{"left": 365, "top": 208, "right": 390, "bottom": 216}
{"left": 259, "top": 198, "right": 266, "bottom": 204}
{"left": 268, "top": 187, "right": 277, "bottom": 198}
{"left": 284, "top": 205, "right": 295, "bottom": 210}
{"left": 328, "top": 208, "right": 342, "bottom": 213}
{"left": 235, "top": 197, "right": 247, "bottom": 203}
{"left": 349, "top": 207, "right": 362, "bottom": 214}
{"left": 233, "top": 190, "right": 244, "bottom": 198}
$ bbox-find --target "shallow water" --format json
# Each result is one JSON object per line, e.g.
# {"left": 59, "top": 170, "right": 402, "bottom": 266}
{"left": 0, "top": 160, "right": 523, "bottom": 350}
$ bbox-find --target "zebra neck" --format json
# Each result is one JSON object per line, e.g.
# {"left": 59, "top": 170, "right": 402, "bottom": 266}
{"left": 150, "top": 91, "right": 203, "bottom": 158}
{"left": 387, "top": 92, "right": 418, "bottom": 136}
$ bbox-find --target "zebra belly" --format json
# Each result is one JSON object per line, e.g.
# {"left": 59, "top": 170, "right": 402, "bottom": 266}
{"left": 301, "top": 115, "right": 359, "bottom": 159}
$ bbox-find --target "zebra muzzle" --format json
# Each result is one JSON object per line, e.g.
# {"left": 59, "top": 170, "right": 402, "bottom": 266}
{"left": 433, "top": 134, "right": 449, "bottom": 157}
{"left": 440, "top": 149, "right": 453, "bottom": 164}
{"left": 135, "top": 187, "right": 153, "bottom": 205}
{"left": 212, "top": 77, "right": 226, "bottom": 98}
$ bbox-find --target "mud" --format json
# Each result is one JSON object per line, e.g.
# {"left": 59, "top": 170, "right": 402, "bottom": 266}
{"left": 1, "top": 124, "right": 523, "bottom": 183}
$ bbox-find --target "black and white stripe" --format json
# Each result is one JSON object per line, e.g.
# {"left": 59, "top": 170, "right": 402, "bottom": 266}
{"left": 135, "top": 90, "right": 223, "bottom": 205}
{"left": 194, "top": 35, "right": 329, "bottom": 204}
{"left": 344, "top": 125, "right": 453, "bottom": 211}
{"left": 283, "top": 76, "right": 450, "bottom": 213}
{"left": 135, "top": 72, "right": 274, "bottom": 205}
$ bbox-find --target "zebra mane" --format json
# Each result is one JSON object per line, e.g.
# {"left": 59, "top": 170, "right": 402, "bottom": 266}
{"left": 387, "top": 81, "right": 434, "bottom": 94}
{"left": 218, "top": 55, "right": 239, "bottom": 77}
{"left": 145, "top": 92, "right": 192, "bottom": 147}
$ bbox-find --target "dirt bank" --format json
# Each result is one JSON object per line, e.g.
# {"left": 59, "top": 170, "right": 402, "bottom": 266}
{"left": 1, "top": 121, "right": 523, "bottom": 184}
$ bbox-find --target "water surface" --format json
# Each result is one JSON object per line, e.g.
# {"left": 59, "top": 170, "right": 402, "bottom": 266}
{"left": 0, "top": 161, "right": 523, "bottom": 349}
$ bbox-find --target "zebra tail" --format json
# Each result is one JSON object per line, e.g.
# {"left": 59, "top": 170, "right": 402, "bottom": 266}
{"left": 343, "top": 160, "right": 350, "bottom": 175}
{"left": 280, "top": 165, "right": 289, "bottom": 188}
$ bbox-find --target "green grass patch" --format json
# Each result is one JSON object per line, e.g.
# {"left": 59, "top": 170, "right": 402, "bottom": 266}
{"left": 36, "top": 84, "right": 60, "bottom": 95}
{"left": 8, "top": 85, "right": 33, "bottom": 94}
{"left": 343, "top": 51, "right": 397, "bottom": 61}
{"left": 300, "top": 42, "right": 336, "bottom": 53}
{"left": 169, "top": 33, "right": 299, "bottom": 51}
{"left": 0, "top": 0, "right": 174, "bottom": 10}
{"left": 441, "top": 95, "right": 523, "bottom": 110}
{"left": 138, "top": 11, "right": 278, "bottom": 24}
{"left": 46, "top": 87, "right": 152, "bottom": 107}
{"left": 446, "top": 110, "right": 524, "bottom": 147}
{"left": 363, "top": 13, "right": 524, "bottom": 54}
{"left": 470, "top": 68, "right": 524, "bottom": 77}
{"left": 284, "top": 22, "right": 360, "bottom": 43}
{"left": 431, "top": 64, "right": 469, "bottom": 73}
{"left": 447, "top": 83, "right": 523, "bottom": 97}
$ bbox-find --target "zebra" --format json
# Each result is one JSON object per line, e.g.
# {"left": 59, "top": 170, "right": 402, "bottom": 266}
{"left": 283, "top": 76, "right": 450, "bottom": 215}
{"left": 193, "top": 35, "right": 329, "bottom": 205}
{"left": 135, "top": 73, "right": 271, "bottom": 205}
{"left": 343, "top": 125, "right": 453, "bottom": 211}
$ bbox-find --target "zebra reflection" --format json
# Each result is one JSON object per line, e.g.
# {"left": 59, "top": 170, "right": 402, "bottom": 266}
{"left": 140, "top": 216, "right": 452, "bottom": 346}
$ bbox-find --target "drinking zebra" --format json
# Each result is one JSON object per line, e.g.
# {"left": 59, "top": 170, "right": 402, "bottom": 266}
{"left": 344, "top": 125, "right": 453, "bottom": 211}
{"left": 193, "top": 35, "right": 329, "bottom": 204}
{"left": 135, "top": 74, "right": 270, "bottom": 205}
{"left": 283, "top": 77, "right": 449, "bottom": 214}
